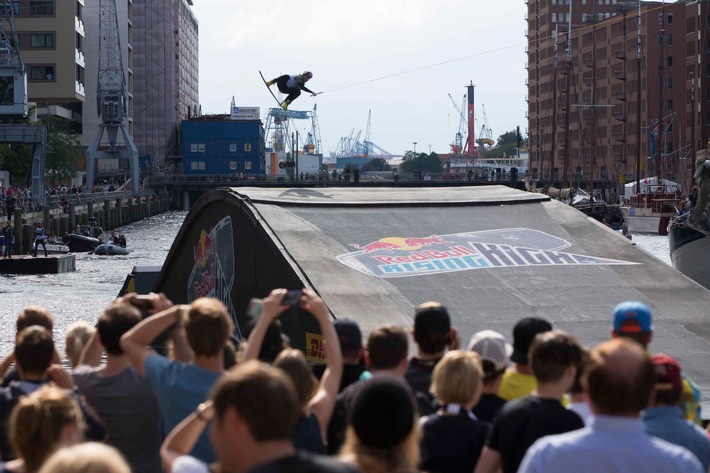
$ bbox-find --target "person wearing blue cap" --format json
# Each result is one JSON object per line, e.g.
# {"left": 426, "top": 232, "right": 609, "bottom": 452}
{"left": 610, "top": 300, "right": 702, "bottom": 426}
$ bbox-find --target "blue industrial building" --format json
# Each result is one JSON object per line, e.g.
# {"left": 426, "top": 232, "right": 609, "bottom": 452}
{"left": 182, "top": 117, "right": 265, "bottom": 175}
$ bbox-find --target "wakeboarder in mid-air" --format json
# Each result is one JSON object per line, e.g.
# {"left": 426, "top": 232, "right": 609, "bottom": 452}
{"left": 260, "top": 71, "right": 320, "bottom": 110}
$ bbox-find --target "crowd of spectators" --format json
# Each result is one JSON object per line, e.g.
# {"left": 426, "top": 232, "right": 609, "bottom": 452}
{"left": 0, "top": 294, "right": 708, "bottom": 473}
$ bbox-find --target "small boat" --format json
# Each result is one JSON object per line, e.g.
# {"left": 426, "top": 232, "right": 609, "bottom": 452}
{"left": 64, "top": 233, "right": 100, "bottom": 252}
{"left": 45, "top": 243, "right": 70, "bottom": 254}
{"left": 64, "top": 220, "right": 105, "bottom": 253}
{"left": 619, "top": 178, "right": 680, "bottom": 235}
{"left": 93, "top": 242, "right": 131, "bottom": 256}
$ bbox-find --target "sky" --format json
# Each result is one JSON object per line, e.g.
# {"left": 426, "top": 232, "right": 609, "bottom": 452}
{"left": 190, "top": 0, "right": 528, "bottom": 157}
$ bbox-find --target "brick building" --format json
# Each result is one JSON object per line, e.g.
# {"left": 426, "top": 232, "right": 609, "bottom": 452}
{"left": 526, "top": 0, "right": 702, "bottom": 197}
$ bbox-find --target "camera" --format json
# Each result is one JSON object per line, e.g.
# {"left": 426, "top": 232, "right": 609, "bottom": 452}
{"left": 130, "top": 295, "right": 153, "bottom": 319}
{"left": 282, "top": 290, "right": 303, "bottom": 308}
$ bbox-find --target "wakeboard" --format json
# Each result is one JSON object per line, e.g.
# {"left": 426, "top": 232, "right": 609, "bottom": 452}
{"left": 259, "top": 71, "right": 285, "bottom": 110}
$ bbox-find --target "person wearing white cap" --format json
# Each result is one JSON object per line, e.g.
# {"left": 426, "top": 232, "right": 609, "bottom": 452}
{"left": 468, "top": 330, "right": 511, "bottom": 423}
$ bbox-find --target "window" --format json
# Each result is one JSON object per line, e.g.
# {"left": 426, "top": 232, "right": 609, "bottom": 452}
{"left": 29, "top": 1, "right": 54, "bottom": 15}
{"left": 667, "top": 34, "right": 673, "bottom": 47}
{"left": 667, "top": 13, "right": 673, "bottom": 25}
{"left": 190, "top": 144, "right": 197, "bottom": 152}
{"left": 667, "top": 56, "right": 673, "bottom": 68}
{"left": 244, "top": 161, "right": 252, "bottom": 170}
{"left": 229, "top": 143, "right": 237, "bottom": 152}
{"left": 552, "top": 13, "right": 556, "bottom": 23}
{"left": 190, "top": 161, "right": 205, "bottom": 170}
{"left": 30, "top": 33, "right": 54, "bottom": 48}
{"left": 667, "top": 77, "right": 673, "bottom": 89}
{"left": 668, "top": 99, "right": 673, "bottom": 110}
{"left": 244, "top": 143, "right": 251, "bottom": 152}
{"left": 230, "top": 161, "right": 237, "bottom": 170}
{"left": 29, "top": 65, "right": 54, "bottom": 81}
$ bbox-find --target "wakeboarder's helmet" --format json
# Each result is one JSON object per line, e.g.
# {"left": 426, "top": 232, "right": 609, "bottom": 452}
{"left": 303, "top": 71, "right": 313, "bottom": 79}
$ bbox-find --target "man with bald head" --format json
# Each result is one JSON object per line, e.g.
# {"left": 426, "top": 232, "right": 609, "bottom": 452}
{"left": 518, "top": 339, "right": 702, "bottom": 473}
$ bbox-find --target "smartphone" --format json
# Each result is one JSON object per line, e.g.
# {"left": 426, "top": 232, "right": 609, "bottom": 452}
{"left": 247, "top": 298, "right": 263, "bottom": 318}
{"left": 282, "top": 290, "right": 303, "bottom": 308}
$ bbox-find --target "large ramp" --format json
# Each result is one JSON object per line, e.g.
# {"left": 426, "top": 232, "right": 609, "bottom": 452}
{"left": 155, "top": 186, "right": 710, "bottom": 406}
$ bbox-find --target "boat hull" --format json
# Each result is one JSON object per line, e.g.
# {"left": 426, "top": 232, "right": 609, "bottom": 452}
{"left": 669, "top": 225, "right": 710, "bottom": 290}
{"left": 620, "top": 207, "right": 671, "bottom": 235}
{"left": 93, "top": 243, "right": 130, "bottom": 256}
{"left": 65, "top": 234, "right": 100, "bottom": 252}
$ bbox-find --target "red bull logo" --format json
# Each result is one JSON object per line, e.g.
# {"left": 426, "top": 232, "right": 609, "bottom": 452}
{"left": 351, "top": 235, "right": 451, "bottom": 253}
{"left": 193, "top": 230, "right": 215, "bottom": 269}
{"left": 339, "top": 229, "right": 638, "bottom": 279}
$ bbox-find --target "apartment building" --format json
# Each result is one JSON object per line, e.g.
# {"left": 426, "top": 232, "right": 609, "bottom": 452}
{"left": 526, "top": 0, "right": 692, "bottom": 194}
{"left": 132, "top": 0, "right": 199, "bottom": 167}
{"left": 14, "top": 0, "right": 86, "bottom": 130}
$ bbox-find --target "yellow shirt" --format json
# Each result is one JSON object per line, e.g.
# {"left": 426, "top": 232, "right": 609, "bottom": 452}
{"left": 498, "top": 369, "right": 536, "bottom": 401}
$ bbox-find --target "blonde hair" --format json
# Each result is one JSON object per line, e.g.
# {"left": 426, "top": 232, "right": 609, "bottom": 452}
{"left": 273, "top": 348, "right": 318, "bottom": 409}
{"left": 64, "top": 321, "right": 96, "bottom": 368}
{"left": 38, "top": 442, "right": 131, "bottom": 473}
{"left": 340, "top": 424, "right": 420, "bottom": 473}
{"left": 10, "top": 385, "right": 85, "bottom": 472}
{"left": 430, "top": 350, "right": 483, "bottom": 405}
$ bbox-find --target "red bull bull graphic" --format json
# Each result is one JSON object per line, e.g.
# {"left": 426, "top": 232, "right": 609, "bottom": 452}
{"left": 188, "top": 216, "right": 241, "bottom": 338}
{"left": 338, "top": 228, "right": 638, "bottom": 279}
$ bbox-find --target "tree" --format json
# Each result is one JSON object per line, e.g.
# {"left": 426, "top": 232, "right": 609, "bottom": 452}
{"left": 0, "top": 144, "right": 31, "bottom": 185}
{"left": 360, "top": 158, "right": 391, "bottom": 172}
{"left": 399, "top": 151, "right": 443, "bottom": 174}
{"left": 41, "top": 115, "right": 80, "bottom": 184}
{"left": 485, "top": 129, "right": 528, "bottom": 159}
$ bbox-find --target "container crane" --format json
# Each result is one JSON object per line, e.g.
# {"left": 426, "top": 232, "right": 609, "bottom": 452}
{"left": 363, "top": 109, "right": 371, "bottom": 158}
{"left": 87, "top": 0, "right": 139, "bottom": 196}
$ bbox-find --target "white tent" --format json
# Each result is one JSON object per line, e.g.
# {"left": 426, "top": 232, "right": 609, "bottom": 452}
{"left": 624, "top": 176, "right": 680, "bottom": 200}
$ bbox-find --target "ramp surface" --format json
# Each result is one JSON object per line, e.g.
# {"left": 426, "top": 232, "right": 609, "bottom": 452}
{"left": 155, "top": 186, "right": 710, "bottom": 410}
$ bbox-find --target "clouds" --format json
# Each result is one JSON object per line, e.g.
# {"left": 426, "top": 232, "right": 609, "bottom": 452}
{"left": 191, "top": 0, "right": 526, "bottom": 155}
{"left": 208, "top": 0, "right": 466, "bottom": 49}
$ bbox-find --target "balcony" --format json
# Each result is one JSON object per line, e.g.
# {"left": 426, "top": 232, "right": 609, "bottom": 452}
{"left": 75, "top": 17, "right": 85, "bottom": 36}
{"left": 613, "top": 49, "right": 626, "bottom": 60}
{"left": 76, "top": 81, "right": 85, "bottom": 97}
{"left": 612, "top": 69, "right": 626, "bottom": 80}
{"left": 613, "top": 133, "right": 627, "bottom": 142}
{"left": 613, "top": 112, "right": 626, "bottom": 122}
{"left": 525, "top": 29, "right": 528, "bottom": 37}
{"left": 525, "top": 61, "right": 528, "bottom": 69}
{"left": 75, "top": 49, "right": 85, "bottom": 68}
{"left": 612, "top": 90, "right": 626, "bottom": 100}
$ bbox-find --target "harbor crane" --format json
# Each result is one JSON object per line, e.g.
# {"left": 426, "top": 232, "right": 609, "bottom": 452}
{"left": 448, "top": 93, "right": 467, "bottom": 156}
{"left": 87, "top": 0, "right": 140, "bottom": 196}
{"left": 478, "top": 104, "right": 495, "bottom": 147}
{"left": 0, "top": 1, "right": 47, "bottom": 205}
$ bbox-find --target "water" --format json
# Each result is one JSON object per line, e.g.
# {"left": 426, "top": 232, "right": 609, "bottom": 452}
{"left": 0, "top": 210, "right": 187, "bottom": 356}
{"left": 0, "top": 210, "right": 672, "bottom": 356}
{"left": 630, "top": 234, "right": 671, "bottom": 266}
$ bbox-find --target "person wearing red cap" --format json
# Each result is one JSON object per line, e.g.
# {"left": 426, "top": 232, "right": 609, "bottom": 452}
{"left": 643, "top": 354, "right": 710, "bottom": 471}
{"left": 265, "top": 71, "right": 319, "bottom": 110}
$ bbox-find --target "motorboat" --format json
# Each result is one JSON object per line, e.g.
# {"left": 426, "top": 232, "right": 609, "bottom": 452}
{"left": 92, "top": 242, "right": 131, "bottom": 256}
{"left": 619, "top": 178, "right": 680, "bottom": 236}
{"left": 64, "top": 221, "right": 105, "bottom": 253}
{"left": 44, "top": 243, "right": 70, "bottom": 254}
{"left": 64, "top": 233, "right": 100, "bottom": 252}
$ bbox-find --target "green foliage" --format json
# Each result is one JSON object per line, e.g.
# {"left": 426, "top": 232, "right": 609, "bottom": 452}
{"left": 44, "top": 120, "right": 80, "bottom": 183}
{"left": 360, "top": 158, "right": 391, "bottom": 172}
{"left": 399, "top": 151, "right": 443, "bottom": 174}
{"left": 0, "top": 144, "right": 31, "bottom": 185}
{"left": 485, "top": 129, "right": 528, "bottom": 159}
